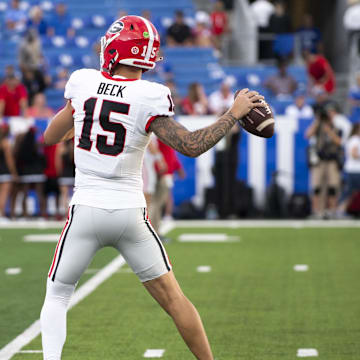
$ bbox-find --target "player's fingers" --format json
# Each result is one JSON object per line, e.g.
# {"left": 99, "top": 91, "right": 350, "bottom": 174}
{"left": 250, "top": 95, "right": 265, "bottom": 103}
{"left": 233, "top": 90, "right": 240, "bottom": 100}
{"left": 238, "top": 88, "right": 249, "bottom": 95}
{"left": 247, "top": 91, "right": 259, "bottom": 98}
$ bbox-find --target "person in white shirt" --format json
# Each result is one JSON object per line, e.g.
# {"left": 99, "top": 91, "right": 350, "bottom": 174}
{"left": 250, "top": 0, "right": 275, "bottom": 28}
{"left": 343, "top": 0, "right": 360, "bottom": 32}
{"left": 285, "top": 91, "right": 314, "bottom": 120}
{"left": 209, "top": 77, "right": 235, "bottom": 115}
{"left": 250, "top": 0, "right": 275, "bottom": 59}
{"left": 326, "top": 102, "right": 352, "bottom": 144}
{"left": 338, "top": 122, "right": 360, "bottom": 215}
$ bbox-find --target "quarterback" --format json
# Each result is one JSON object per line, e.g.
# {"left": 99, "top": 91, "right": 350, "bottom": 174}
{"left": 41, "top": 15, "right": 265, "bottom": 360}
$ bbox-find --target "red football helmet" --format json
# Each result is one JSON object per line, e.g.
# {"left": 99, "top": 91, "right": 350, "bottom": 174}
{"left": 100, "top": 15, "right": 161, "bottom": 74}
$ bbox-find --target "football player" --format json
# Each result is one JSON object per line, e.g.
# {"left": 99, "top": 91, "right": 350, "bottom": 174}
{"left": 41, "top": 15, "right": 265, "bottom": 360}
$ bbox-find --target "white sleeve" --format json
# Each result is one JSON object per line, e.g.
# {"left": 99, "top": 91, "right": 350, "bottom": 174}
{"left": 143, "top": 84, "right": 175, "bottom": 133}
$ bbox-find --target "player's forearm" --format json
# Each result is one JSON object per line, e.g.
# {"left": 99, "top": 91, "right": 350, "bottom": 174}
{"left": 150, "top": 112, "right": 237, "bottom": 158}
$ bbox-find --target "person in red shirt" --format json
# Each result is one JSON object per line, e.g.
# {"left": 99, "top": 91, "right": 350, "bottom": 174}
{"left": 304, "top": 51, "right": 335, "bottom": 94}
{"left": 149, "top": 139, "right": 185, "bottom": 233}
{"left": 210, "top": 0, "right": 228, "bottom": 50}
{"left": 0, "top": 73, "right": 28, "bottom": 118}
{"left": 181, "top": 82, "right": 209, "bottom": 115}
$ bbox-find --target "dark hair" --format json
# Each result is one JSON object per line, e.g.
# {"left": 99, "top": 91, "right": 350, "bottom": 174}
{"left": 350, "top": 122, "right": 360, "bottom": 137}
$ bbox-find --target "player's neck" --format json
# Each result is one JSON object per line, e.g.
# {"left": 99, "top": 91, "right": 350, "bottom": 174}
{"left": 113, "top": 65, "right": 142, "bottom": 80}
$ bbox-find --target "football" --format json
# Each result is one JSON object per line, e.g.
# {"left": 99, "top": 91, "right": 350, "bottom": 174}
{"left": 235, "top": 91, "right": 275, "bottom": 138}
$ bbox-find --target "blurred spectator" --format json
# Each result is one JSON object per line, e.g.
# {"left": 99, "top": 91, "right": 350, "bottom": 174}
{"left": 312, "top": 88, "right": 331, "bottom": 115}
{"left": 11, "top": 127, "right": 46, "bottom": 218}
{"left": 5, "top": 0, "right": 27, "bottom": 34}
{"left": 181, "top": 82, "right": 208, "bottom": 115}
{"left": 18, "top": 28, "right": 43, "bottom": 71}
{"left": 263, "top": 59, "right": 297, "bottom": 98}
{"left": 165, "top": 80, "right": 182, "bottom": 113}
{"left": 304, "top": 51, "right": 336, "bottom": 95}
{"left": 0, "top": 71, "right": 28, "bottom": 119}
{"left": 194, "top": 11, "right": 213, "bottom": 48}
{"left": 142, "top": 137, "right": 167, "bottom": 208}
{"left": 343, "top": 0, "right": 360, "bottom": 42}
{"left": 250, "top": 0, "right": 274, "bottom": 29}
{"left": 148, "top": 139, "right": 185, "bottom": 233}
{"left": 55, "top": 140, "right": 75, "bottom": 216}
{"left": 27, "top": 6, "right": 48, "bottom": 36}
{"left": 166, "top": 10, "right": 193, "bottom": 47}
{"left": 209, "top": 77, "right": 235, "bottom": 115}
{"left": 306, "top": 109, "right": 343, "bottom": 219}
{"left": 54, "top": 68, "right": 70, "bottom": 90}
{"left": 250, "top": 0, "right": 275, "bottom": 59}
{"left": 48, "top": 2, "right": 75, "bottom": 38}
{"left": 210, "top": 1, "right": 229, "bottom": 50}
{"left": 268, "top": 0, "right": 291, "bottom": 34}
{"left": 297, "top": 14, "right": 322, "bottom": 54}
{"left": 0, "top": 65, "right": 18, "bottom": 84}
{"left": 326, "top": 102, "right": 352, "bottom": 144}
{"left": 337, "top": 122, "right": 360, "bottom": 216}
{"left": 285, "top": 90, "right": 314, "bottom": 119}
{"left": 0, "top": 123, "right": 18, "bottom": 219}
{"left": 26, "top": 93, "right": 54, "bottom": 118}
{"left": 22, "top": 69, "right": 47, "bottom": 105}
{"left": 348, "top": 72, "right": 360, "bottom": 121}
{"left": 43, "top": 143, "right": 60, "bottom": 218}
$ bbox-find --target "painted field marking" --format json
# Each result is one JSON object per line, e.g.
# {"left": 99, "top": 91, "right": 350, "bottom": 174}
{"left": 17, "top": 350, "right": 42, "bottom": 354}
{"left": 294, "top": 264, "right": 309, "bottom": 272}
{"left": 197, "top": 266, "right": 212, "bottom": 273}
{"left": 84, "top": 267, "right": 132, "bottom": 275}
{"left": 5, "top": 268, "right": 22, "bottom": 275}
{"left": 0, "top": 255, "right": 126, "bottom": 360}
{"left": 297, "top": 348, "right": 319, "bottom": 357}
{"left": 143, "top": 349, "right": 165, "bottom": 358}
{"left": 23, "top": 234, "right": 59, "bottom": 242}
{"left": 178, "top": 233, "right": 240, "bottom": 243}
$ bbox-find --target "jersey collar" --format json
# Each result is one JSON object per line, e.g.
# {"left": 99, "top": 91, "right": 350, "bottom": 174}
{"left": 101, "top": 72, "right": 138, "bottom": 81}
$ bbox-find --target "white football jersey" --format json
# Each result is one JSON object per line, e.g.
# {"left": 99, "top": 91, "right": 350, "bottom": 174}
{"left": 64, "top": 69, "right": 174, "bottom": 209}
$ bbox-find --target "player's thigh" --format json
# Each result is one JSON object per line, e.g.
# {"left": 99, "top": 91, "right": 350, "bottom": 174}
{"left": 48, "top": 204, "right": 101, "bottom": 285}
{"left": 116, "top": 208, "right": 171, "bottom": 283}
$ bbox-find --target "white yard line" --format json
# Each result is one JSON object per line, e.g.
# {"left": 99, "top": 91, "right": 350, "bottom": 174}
{"left": 178, "top": 233, "right": 240, "bottom": 242}
{"left": 17, "top": 350, "right": 42, "bottom": 354}
{"left": 297, "top": 348, "right": 319, "bottom": 357}
{"left": 0, "top": 255, "right": 126, "bottom": 360}
{"left": 294, "top": 264, "right": 309, "bottom": 272}
{"left": 143, "top": 349, "right": 165, "bottom": 358}
{"left": 23, "top": 234, "right": 59, "bottom": 242}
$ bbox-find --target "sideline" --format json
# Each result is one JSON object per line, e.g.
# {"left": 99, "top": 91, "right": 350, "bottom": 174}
{"left": 1, "top": 219, "right": 359, "bottom": 230}
{"left": 0, "top": 256, "right": 126, "bottom": 360}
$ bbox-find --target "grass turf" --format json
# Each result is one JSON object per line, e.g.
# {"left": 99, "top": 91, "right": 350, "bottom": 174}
{"left": 2, "top": 226, "right": 360, "bottom": 359}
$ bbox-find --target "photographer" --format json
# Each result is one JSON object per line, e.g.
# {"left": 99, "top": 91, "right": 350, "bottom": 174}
{"left": 306, "top": 109, "right": 343, "bottom": 218}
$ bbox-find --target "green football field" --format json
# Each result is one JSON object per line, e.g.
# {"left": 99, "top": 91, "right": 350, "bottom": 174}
{"left": 1, "top": 222, "right": 360, "bottom": 359}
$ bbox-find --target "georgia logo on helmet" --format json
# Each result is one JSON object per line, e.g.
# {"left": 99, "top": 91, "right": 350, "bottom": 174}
{"left": 100, "top": 15, "right": 161, "bottom": 74}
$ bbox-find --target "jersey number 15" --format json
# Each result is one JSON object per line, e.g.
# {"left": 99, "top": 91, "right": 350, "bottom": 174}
{"left": 78, "top": 98, "right": 129, "bottom": 156}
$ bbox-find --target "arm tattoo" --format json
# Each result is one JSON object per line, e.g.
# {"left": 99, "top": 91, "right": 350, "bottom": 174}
{"left": 149, "top": 112, "right": 238, "bottom": 158}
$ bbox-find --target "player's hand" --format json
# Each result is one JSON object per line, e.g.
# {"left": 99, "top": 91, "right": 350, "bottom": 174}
{"left": 229, "top": 89, "right": 265, "bottom": 120}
